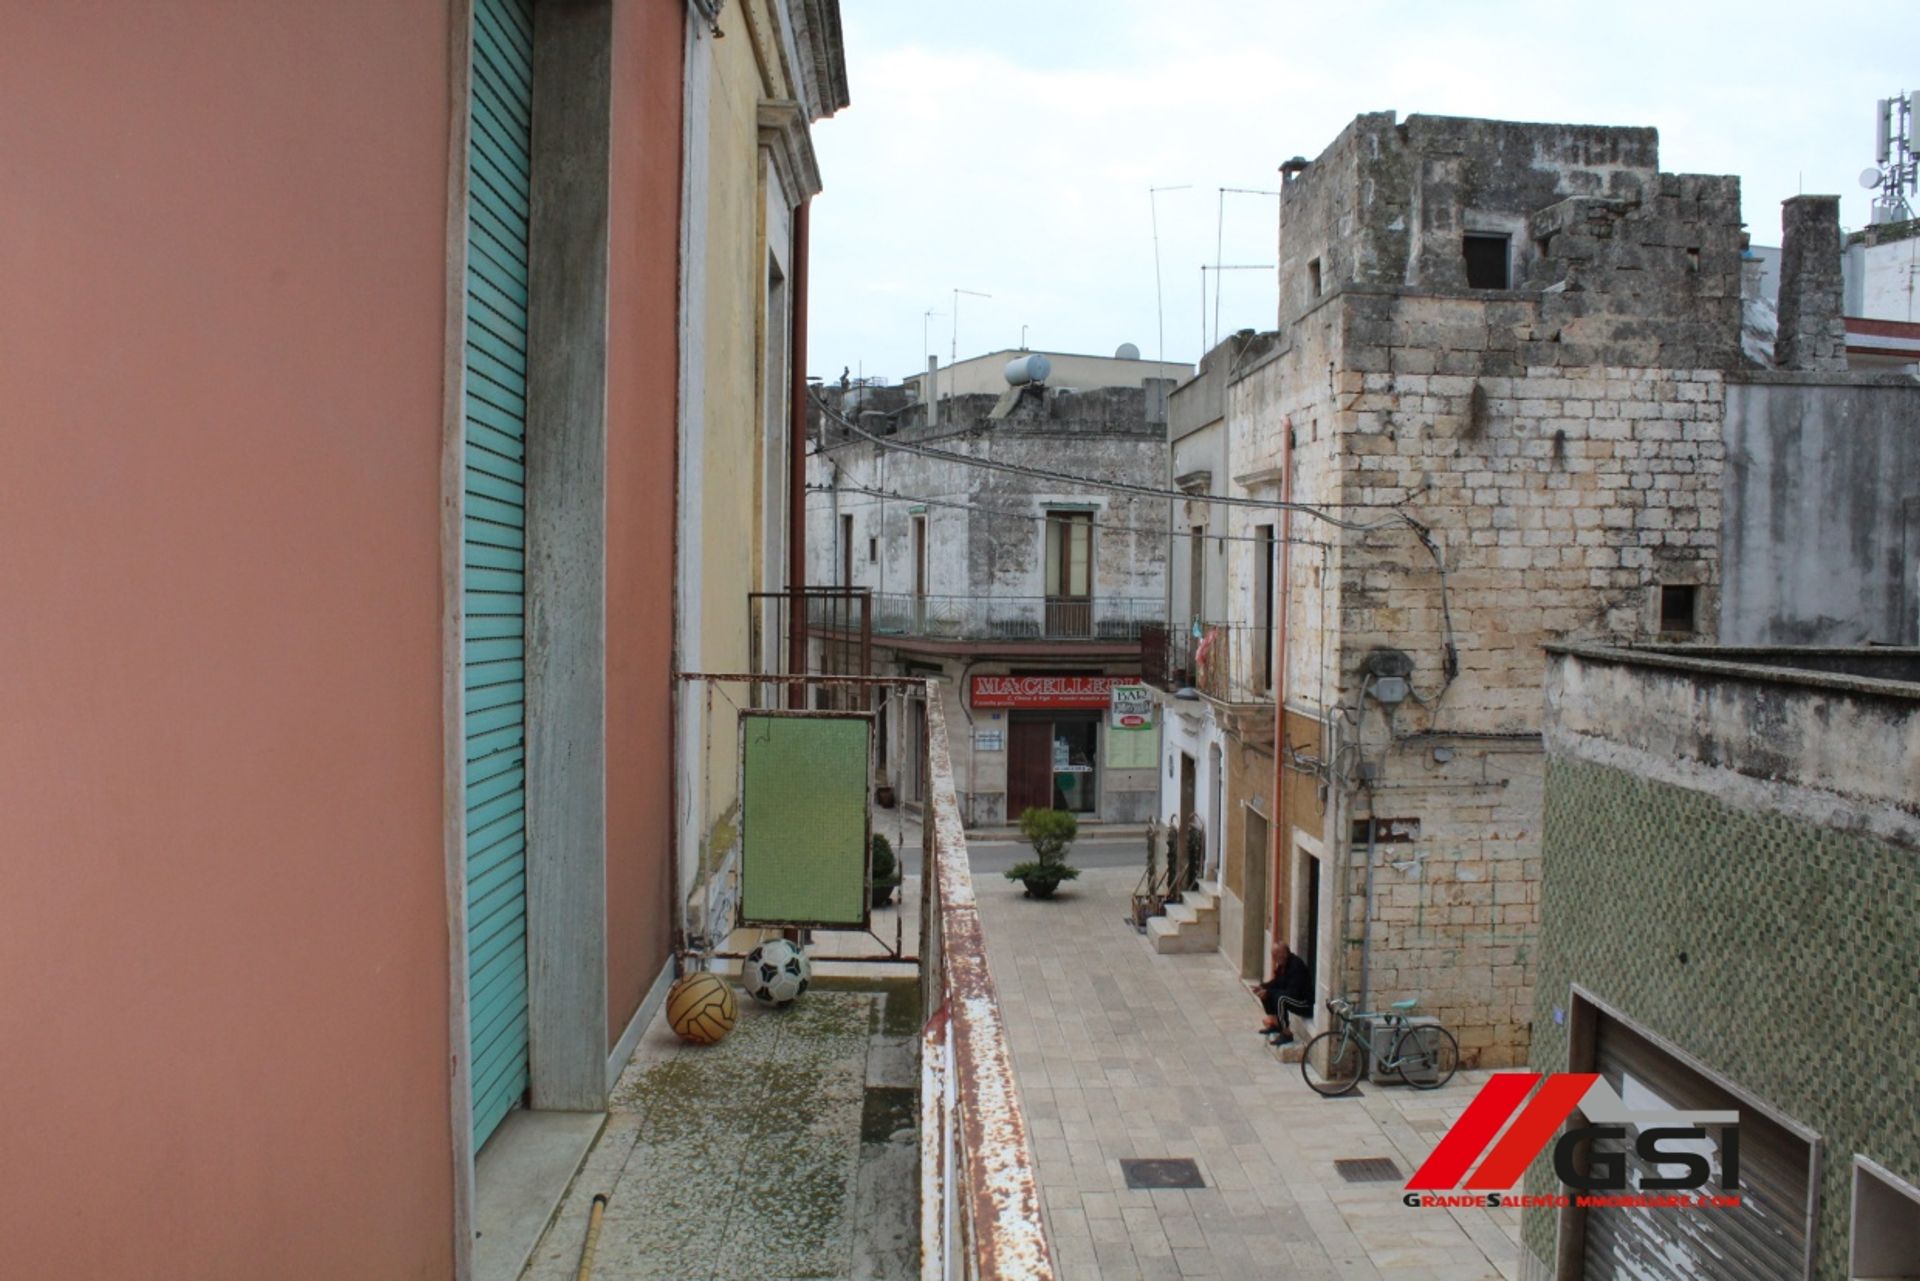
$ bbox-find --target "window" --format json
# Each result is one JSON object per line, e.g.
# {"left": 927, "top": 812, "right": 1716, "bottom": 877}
{"left": 1659, "top": 584, "right": 1698, "bottom": 636}
{"left": 840, "top": 514, "right": 854, "bottom": 586}
{"left": 1045, "top": 512, "right": 1092, "bottom": 599}
{"left": 1850, "top": 1156, "right": 1920, "bottom": 1278}
{"left": 1463, "top": 233, "right": 1510, "bottom": 289}
{"left": 1307, "top": 258, "right": 1323, "bottom": 298}
{"left": 868, "top": 536, "right": 878, "bottom": 563}
{"left": 1187, "top": 524, "right": 1205, "bottom": 622}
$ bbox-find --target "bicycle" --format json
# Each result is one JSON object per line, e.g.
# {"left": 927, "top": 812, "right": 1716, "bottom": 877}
{"left": 1300, "top": 997, "right": 1460, "bottom": 1096}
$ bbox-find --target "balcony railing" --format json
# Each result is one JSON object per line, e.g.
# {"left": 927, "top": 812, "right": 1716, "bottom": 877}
{"left": 1141, "top": 621, "right": 1275, "bottom": 704}
{"left": 845, "top": 592, "right": 1162, "bottom": 642}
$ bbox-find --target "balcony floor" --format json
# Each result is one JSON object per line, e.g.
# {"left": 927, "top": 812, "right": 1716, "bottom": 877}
{"left": 522, "top": 975, "right": 921, "bottom": 1281}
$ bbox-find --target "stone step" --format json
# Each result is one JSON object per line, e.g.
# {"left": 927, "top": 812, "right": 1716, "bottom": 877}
{"left": 1162, "top": 900, "right": 1216, "bottom": 928}
{"left": 1147, "top": 912, "right": 1220, "bottom": 955}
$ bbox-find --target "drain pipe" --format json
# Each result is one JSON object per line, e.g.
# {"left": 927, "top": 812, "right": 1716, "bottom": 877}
{"left": 787, "top": 199, "right": 811, "bottom": 708}
{"left": 1357, "top": 787, "right": 1377, "bottom": 1015}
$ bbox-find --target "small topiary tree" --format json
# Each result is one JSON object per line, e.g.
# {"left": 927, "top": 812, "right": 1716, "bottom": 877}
{"left": 1005, "top": 808, "right": 1081, "bottom": 898}
{"left": 871, "top": 832, "right": 901, "bottom": 906}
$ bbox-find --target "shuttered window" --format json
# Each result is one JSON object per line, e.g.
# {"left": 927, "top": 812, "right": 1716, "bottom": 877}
{"left": 1581, "top": 1017, "right": 1813, "bottom": 1280}
{"left": 465, "top": 0, "right": 534, "bottom": 1153}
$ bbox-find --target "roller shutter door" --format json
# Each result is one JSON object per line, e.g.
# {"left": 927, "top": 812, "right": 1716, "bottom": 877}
{"left": 1581, "top": 1017, "right": 1813, "bottom": 1280}
{"left": 464, "top": 0, "right": 534, "bottom": 1152}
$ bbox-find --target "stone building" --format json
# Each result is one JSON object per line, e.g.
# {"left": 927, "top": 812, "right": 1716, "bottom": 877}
{"left": 1195, "top": 112, "right": 1750, "bottom": 1067}
{"left": 807, "top": 355, "right": 1178, "bottom": 828}
{"left": 1522, "top": 643, "right": 1920, "bottom": 1281}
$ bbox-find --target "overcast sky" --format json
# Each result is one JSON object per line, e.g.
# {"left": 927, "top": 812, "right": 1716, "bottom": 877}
{"left": 804, "top": 0, "right": 1919, "bottom": 384}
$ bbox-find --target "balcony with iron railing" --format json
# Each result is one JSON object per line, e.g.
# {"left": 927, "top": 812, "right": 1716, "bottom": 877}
{"left": 524, "top": 674, "right": 1055, "bottom": 1281}
{"left": 829, "top": 592, "right": 1161, "bottom": 643}
{"left": 1141, "top": 620, "right": 1276, "bottom": 704}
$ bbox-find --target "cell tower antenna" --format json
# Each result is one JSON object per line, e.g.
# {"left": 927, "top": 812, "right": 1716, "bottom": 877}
{"left": 1864, "top": 93, "right": 1919, "bottom": 224}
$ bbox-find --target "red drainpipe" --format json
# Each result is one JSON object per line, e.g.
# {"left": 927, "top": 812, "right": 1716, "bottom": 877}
{"left": 787, "top": 199, "right": 811, "bottom": 708}
{"left": 1270, "top": 413, "right": 1292, "bottom": 946}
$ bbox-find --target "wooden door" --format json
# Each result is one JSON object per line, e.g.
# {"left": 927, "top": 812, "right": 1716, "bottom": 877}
{"left": 1007, "top": 720, "right": 1053, "bottom": 819}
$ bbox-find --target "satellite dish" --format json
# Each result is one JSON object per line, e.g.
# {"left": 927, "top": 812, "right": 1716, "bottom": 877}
{"left": 1115, "top": 342, "right": 1142, "bottom": 360}
{"left": 1862, "top": 167, "right": 1886, "bottom": 190}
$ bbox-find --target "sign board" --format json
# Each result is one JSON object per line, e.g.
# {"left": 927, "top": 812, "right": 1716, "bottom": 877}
{"left": 1107, "top": 682, "right": 1154, "bottom": 729}
{"left": 738, "top": 712, "right": 871, "bottom": 928}
{"left": 974, "top": 729, "right": 1005, "bottom": 752}
{"left": 970, "top": 673, "right": 1126, "bottom": 710}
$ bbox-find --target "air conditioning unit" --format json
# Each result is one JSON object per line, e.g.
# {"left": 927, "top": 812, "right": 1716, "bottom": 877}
{"left": 1369, "top": 1015, "right": 1444, "bottom": 1084}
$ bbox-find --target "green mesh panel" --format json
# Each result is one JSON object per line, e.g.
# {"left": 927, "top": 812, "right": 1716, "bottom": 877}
{"left": 739, "top": 713, "right": 870, "bottom": 926}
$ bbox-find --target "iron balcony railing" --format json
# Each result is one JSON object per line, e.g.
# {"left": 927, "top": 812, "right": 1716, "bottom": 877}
{"left": 1141, "top": 620, "right": 1276, "bottom": 704}
{"left": 843, "top": 592, "right": 1162, "bottom": 642}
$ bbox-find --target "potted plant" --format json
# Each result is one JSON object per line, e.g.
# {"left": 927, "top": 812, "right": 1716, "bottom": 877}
{"left": 1004, "top": 808, "right": 1081, "bottom": 899}
{"left": 870, "top": 832, "right": 902, "bottom": 908}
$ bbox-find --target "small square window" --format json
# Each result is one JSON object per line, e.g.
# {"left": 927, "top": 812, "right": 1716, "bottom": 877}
{"left": 1659, "top": 584, "right": 1698, "bottom": 636}
{"left": 1463, "top": 233, "right": 1511, "bottom": 290}
{"left": 1308, "top": 258, "right": 1323, "bottom": 298}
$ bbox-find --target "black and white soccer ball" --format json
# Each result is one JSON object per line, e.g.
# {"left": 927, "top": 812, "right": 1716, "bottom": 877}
{"left": 741, "top": 938, "right": 811, "bottom": 1006}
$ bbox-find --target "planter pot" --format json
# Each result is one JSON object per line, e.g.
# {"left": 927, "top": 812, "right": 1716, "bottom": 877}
{"left": 1020, "top": 877, "right": 1062, "bottom": 900}
{"left": 871, "top": 881, "right": 899, "bottom": 909}
{"left": 875, "top": 785, "right": 896, "bottom": 809}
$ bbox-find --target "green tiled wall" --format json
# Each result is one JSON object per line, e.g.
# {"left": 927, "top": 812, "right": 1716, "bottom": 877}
{"left": 1522, "top": 757, "right": 1920, "bottom": 1280}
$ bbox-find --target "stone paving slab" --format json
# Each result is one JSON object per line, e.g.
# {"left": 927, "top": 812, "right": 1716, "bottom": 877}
{"left": 974, "top": 865, "right": 1522, "bottom": 1281}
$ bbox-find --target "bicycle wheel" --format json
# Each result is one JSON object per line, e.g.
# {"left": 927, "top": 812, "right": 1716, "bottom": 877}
{"left": 1301, "top": 1030, "right": 1366, "bottom": 1096}
{"left": 1393, "top": 1024, "right": 1460, "bottom": 1089}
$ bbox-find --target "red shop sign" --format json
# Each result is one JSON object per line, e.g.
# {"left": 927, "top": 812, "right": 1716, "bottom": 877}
{"left": 969, "top": 674, "right": 1119, "bottom": 710}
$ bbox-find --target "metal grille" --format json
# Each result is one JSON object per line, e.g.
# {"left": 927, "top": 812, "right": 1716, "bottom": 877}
{"left": 1334, "top": 1157, "right": 1403, "bottom": 1184}
{"left": 1120, "top": 1158, "right": 1206, "bottom": 1190}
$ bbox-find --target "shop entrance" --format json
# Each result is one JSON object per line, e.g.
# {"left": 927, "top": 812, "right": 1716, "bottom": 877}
{"left": 1007, "top": 712, "right": 1098, "bottom": 819}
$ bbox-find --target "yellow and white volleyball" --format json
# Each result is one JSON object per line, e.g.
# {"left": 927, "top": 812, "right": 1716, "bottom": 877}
{"left": 665, "top": 970, "right": 738, "bottom": 1046}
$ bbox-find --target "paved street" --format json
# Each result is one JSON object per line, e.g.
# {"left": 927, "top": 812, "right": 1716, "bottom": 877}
{"left": 973, "top": 864, "right": 1522, "bottom": 1281}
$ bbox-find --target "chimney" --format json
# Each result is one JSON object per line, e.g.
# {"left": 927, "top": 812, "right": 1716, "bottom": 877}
{"left": 926, "top": 354, "right": 939, "bottom": 427}
{"left": 1773, "top": 195, "right": 1847, "bottom": 371}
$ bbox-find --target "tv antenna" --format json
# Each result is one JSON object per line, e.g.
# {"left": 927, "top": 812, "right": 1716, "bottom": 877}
{"left": 1864, "top": 93, "right": 1919, "bottom": 224}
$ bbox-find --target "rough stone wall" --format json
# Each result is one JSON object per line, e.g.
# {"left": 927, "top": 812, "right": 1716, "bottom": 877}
{"left": 1774, "top": 194, "right": 1848, "bottom": 372}
{"left": 809, "top": 386, "right": 1170, "bottom": 620}
{"left": 1279, "top": 112, "right": 1669, "bottom": 319}
{"left": 1521, "top": 647, "right": 1920, "bottom": 1279}
{"left": 1237, "top": 111, "right": 1744, "bottom": 1065}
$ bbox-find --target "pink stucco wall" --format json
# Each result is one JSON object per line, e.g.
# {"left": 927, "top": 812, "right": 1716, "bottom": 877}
{"left": 0, "top": 6, "right": 457, "bottom": 1277}
{"left": 604, "top": 0, "right": 685, "bottom": 1052}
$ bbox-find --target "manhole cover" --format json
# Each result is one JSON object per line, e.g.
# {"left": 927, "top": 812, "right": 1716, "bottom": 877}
{"left": 1334, "top": 1157, "right": 1403, "bottom": 1184}
{"left": 1120, "top": 1158, "right": 1206, "bottom": 1190}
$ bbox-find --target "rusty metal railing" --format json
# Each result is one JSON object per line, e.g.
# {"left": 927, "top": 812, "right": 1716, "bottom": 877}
{"left": 918, "top": 688, "right": 1057, "bottom": 1281}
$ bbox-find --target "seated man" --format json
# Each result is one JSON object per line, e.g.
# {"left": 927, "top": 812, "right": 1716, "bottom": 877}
{"left": 1255, "top": 941, "right": 1312, "bottom": 1044}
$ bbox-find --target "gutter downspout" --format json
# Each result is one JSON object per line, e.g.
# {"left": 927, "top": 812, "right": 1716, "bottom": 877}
{"left": 1269, "top": 413, "right": 1292, "bottom": 956}
{"left": 787, "top": 198, "right": 810, "bottom": 708}
{"left": 1358, "top": 786, "right": 1377, "bottom": 1014}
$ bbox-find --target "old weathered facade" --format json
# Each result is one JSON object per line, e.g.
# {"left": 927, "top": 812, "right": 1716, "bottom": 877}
{"left": 1206, "top": 112, "right": 1747, "bottom": 1066}
{"left": 1523, "top": 644, "right": 1920, "bottom": 1281}
{"left": 808, "top": 359, "right": 1176, "bottom": 828}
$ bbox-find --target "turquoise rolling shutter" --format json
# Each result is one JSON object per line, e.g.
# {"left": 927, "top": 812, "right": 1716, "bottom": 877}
{"left": 465, "top": 0, "right": 533, "bottom": 1152}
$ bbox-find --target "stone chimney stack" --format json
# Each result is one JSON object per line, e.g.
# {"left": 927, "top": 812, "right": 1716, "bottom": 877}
{"left": 1774, "top": 195, "right": 1848, "bottom": 371}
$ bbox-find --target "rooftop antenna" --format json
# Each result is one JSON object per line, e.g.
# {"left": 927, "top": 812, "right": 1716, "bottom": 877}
{"left": 951, "top": 287, "right": 991, "bottom": 366}
{"left": 1149, "top": 184, "right": 1191, "bottom": 364}
{"left": 1213, "top": 187, "right": 1281, "bottom": 349}
{"left": 1200, "top": 264, "right": 1275, "bottom": 355}
{"left": 1864, "top": 92, "right": 1919, "bottom": 224}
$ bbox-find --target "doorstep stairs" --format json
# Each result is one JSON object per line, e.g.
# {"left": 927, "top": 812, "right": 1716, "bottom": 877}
{"left": 1147, "top": 879, "right": 1221, "bottom": 954}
